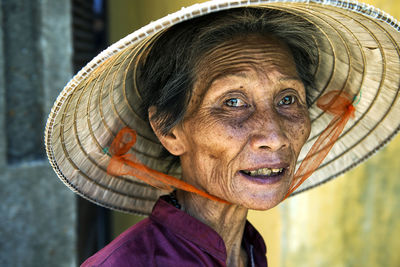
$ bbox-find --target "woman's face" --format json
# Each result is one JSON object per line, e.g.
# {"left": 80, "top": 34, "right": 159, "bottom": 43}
{"left": 167, "top": 35, "right": 310, "bottom": 210}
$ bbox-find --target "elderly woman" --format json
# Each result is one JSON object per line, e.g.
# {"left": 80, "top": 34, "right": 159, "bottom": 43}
{"left": 45, "top": 1, "right": 400, "bottom": 266}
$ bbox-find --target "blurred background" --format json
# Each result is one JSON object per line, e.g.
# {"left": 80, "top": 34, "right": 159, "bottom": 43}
{"left": 0, "top": 0, "right": 399, "bottom": 266}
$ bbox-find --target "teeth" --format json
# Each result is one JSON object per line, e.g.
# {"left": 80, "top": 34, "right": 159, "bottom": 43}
{"left": 244, "top": 168, "right": 283, "bottom": 176}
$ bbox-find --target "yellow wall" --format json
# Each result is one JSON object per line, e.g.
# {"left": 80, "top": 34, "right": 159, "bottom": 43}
{"left": 108, "top": 0, "right": 200, "bottom": 43}
{"left": 109, "top": 1, "right": 400, "bottom": 266}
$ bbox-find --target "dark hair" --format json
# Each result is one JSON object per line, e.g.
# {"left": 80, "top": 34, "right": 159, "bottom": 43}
{"left": 136, "top": 7, "right": 318, "bottom": 165}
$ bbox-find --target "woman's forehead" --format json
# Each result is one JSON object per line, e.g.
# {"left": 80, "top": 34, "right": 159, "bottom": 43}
{"left": 193, "top": 34, "right": 298, "bottom": 95}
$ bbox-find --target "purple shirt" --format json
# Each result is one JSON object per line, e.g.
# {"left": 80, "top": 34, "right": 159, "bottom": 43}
{"left": 82, "top": 198, "right": 268, "bottom": 266}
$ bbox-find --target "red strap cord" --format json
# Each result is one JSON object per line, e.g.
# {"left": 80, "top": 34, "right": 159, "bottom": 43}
{"left": 284, "top": 90, "right": 356, "bottom": 199}
{"left": 107, "top": 127, "right": 229, "bottom": 204}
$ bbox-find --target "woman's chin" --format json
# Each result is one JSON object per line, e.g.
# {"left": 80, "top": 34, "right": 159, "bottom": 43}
{"left": 247, "top": 199, "right": 283, "bottom": 211}
{"left": 233, "top": 190, "right": 287, "bottom": 210}
{"left": 231, "top": 173, "right": 291, "bottom": 210}
{"left": 248, "top": 201, "right": 281, "bottom": 211}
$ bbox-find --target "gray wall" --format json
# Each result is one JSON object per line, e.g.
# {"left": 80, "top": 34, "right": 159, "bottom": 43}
{"left": 0, "top": 0, "right": 76, "bottom": 266}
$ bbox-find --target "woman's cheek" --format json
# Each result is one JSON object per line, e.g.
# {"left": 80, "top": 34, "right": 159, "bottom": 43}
{"left": 285, "top": 112, "right": 311, "bottom": 151}
{"left": 190, "top": 145, "right": 231, "bottom": 194}
{"left": 191, "top": 112, "right": 250, "bottom": 147}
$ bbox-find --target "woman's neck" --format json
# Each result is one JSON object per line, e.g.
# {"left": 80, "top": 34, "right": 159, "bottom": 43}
{"left": 176, "top": 190, "right": 249, "bottom": 267}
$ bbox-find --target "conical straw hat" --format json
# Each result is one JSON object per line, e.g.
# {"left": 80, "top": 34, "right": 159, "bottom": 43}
{"left": 45, "top": 0, "right": 400, "bottom": 215}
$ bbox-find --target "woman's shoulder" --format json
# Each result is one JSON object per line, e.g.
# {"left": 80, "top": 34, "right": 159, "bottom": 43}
{"left": 80, "top": 197, "right": 229, "bottom": 266}
{"left": 80, "top": 217, "right": 165, "bottom": 267}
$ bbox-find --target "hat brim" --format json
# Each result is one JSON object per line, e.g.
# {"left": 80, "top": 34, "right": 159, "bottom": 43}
{"left": 45, "top": 0, "right": 400, "bottom": 215}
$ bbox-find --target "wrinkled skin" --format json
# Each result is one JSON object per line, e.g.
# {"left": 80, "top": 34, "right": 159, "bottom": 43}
{"left": 151, "top": 34, "right": 311, "bottom": 266}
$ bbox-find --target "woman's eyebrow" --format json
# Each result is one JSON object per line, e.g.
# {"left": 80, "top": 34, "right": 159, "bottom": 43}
{"left": 228, "top": 72, "right": 248, "bottom": 78}
{"left": 279, "top": 76, "right": 302, "bottom": 83}
{"left": 204, "top": 71, "right": 248, "bottom": 88}
{"left": 215, "top": 71, "right": 248, "bottom": 79}
{"left": 211, "top": 71, "right": 248, "bottom": 83}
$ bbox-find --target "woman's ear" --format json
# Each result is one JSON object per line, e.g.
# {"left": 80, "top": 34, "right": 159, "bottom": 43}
{"left": 148, "top": 106, "right": 187, "bottom": 156}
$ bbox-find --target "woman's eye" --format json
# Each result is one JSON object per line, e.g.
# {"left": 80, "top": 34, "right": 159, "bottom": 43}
{"left": 278, "top": 95, "right": 295, "bottom": 106}
{"left": 224, "top": 98, "right": 247, "bottom": 107}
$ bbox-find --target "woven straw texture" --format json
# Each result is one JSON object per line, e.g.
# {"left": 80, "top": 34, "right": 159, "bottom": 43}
{"left": 46, "top": 0, "right": 400, "bottom": 215}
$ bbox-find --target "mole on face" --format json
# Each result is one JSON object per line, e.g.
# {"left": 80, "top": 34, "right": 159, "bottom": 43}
{"left": 208, "top": 154, "right": 217, "bottom": 159}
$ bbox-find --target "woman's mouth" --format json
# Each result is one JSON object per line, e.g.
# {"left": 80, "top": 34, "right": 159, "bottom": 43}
{"left": 241, "top": 167, "right": 284, "bottom": 177}
{"left": 239, "top": 167, "right": 286, "bottom": 184}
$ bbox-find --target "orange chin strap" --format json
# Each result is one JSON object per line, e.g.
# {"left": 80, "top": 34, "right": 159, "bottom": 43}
{"left": 107, "top": 90, "right": 355, "bottom": 205}
{"left": 284, "top": 90, "right": 356, "bottom": 199}
{"left": 106, "top": 127, "right": 229, "bottom": 204}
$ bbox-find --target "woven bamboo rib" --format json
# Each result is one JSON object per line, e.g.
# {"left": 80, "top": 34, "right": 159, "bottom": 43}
{"left": 63, "top": 82, "right": 154, "bottom": 194}
{"left": 91, "top": 48, "right": 164, "bottom": 154}
{"left": 314, "top": 9, "right": 399, "bottom": 157}
{"left": 306, "top": 6, "right": 358, "bottom": 125}
{"left": 61, "top": 39, "right": 176, "bottom": 210}
{"left": 294, "top": 5, "right": 400, "bottom": 192}
{"left": 58, "top": 68, "right": 163, "bottom": 203}
{"left": 298, "top": 6, "right": 374, "bottom": 145}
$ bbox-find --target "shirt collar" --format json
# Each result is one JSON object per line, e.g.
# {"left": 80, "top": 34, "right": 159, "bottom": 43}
{"left": 149, "top": 198, "right": 266, "bottom": 263}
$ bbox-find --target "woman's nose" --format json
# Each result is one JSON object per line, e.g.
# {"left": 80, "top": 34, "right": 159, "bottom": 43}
{"left": 249, "top": 114, "right": 289, "bottom": 152}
